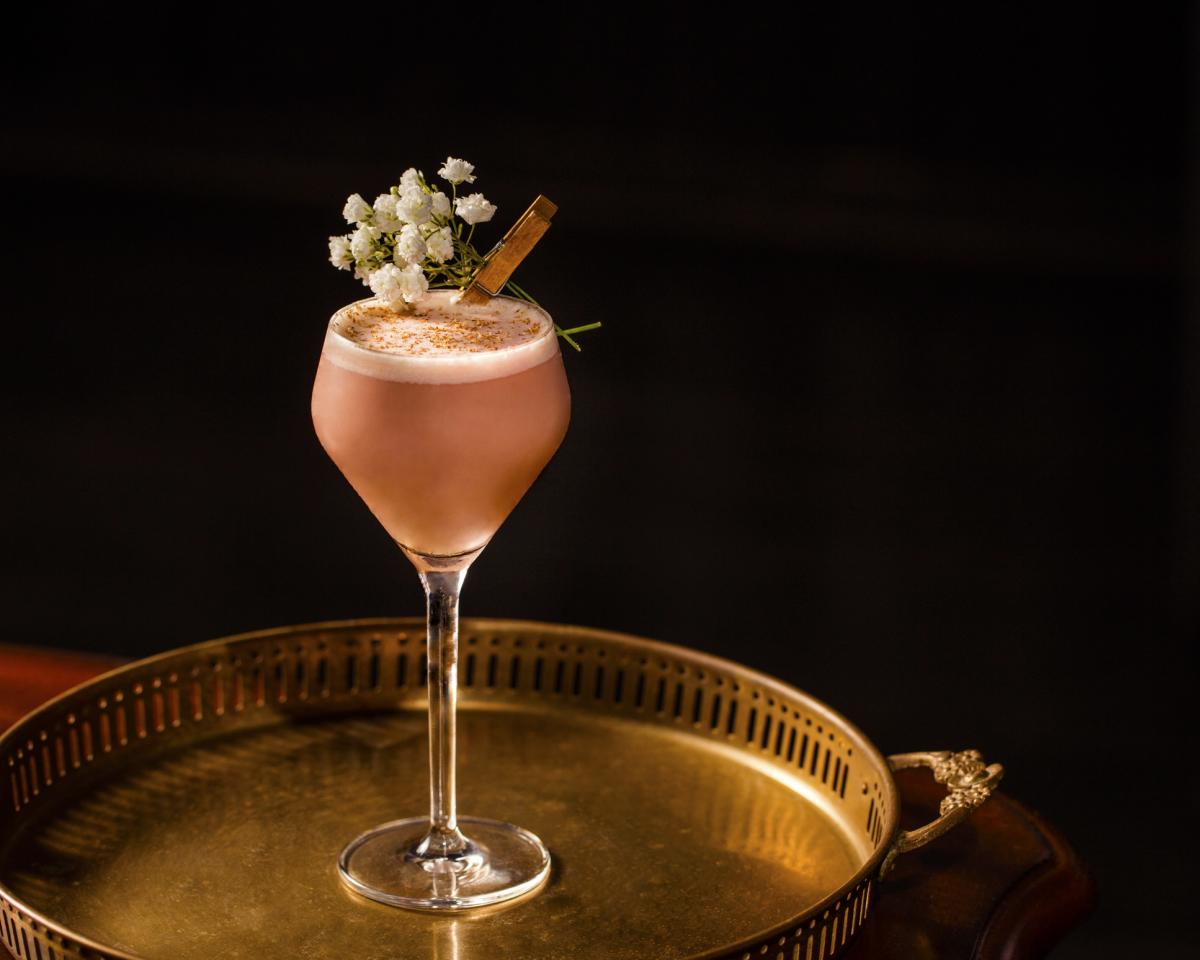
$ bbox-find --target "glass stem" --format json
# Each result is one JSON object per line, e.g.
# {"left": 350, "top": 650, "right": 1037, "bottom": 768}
{"left": 416, "top": 566, "right": 470, "bottom": 859}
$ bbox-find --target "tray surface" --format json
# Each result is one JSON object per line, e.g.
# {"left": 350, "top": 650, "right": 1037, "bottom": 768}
{"left": 0, "top": 620, "right": 887, "bottom": 960}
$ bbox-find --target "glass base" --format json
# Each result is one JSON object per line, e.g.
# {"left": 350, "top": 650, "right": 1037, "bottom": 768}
{"left": 338, "top": 816, "right": 551, "bottom": 911}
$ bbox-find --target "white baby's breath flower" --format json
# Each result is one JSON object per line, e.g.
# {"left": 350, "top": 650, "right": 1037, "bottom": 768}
{"left": 396, "top": 186, "right": 432, "bottom": 226}
{"left": 426, "top": 225, "right": 454, "bottom": 263}
{"left": 395, "top": 223, "right": 427, "bottom": 264}
{"left": 354, "top": 262, "right": 376, "bottom": 286}
{"left": 455, "top": 193, "right": 496, "bottom": 225}
{"left": 328, "top": 235, "right": 353, "bottom": 270}
{"left": 398, "top": 262, "right": 429, "bottom": 302}
{"left": 438, "top": 157, "right": 476, "bottom": 185}
{"left": 372, "top": 194, "right": 403, "bottom": 233}
{"left": 368, "top": 263, "right": 406, "bottom": 306}
{"left": 399, "top": 167, "right": 423, "bottom": 191}
{"left": 342, "top": 193, "right": 372, "bottom": 224}
{"left": 349, "top": 223, "right": 381, "bottom": 262}
{"left": 430, "top": 191, "right": 451, "bottom": 218}
{"left": 371, "top": 262, "right": 429, "bottom": 305}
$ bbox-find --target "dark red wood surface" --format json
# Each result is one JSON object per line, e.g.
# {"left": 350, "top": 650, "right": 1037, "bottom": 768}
{"left": 0, "top": 645, "right": 1094, "bottom": 959}
{"left": 0, "top": 643, "right": 126, "bottom": 727}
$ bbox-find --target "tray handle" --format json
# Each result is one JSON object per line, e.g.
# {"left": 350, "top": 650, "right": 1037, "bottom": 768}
{"left": 879, "top": 749, "right": 1004, "bottom": 877}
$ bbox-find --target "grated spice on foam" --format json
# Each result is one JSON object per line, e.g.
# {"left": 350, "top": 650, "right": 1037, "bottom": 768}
{"left": 334, "top": 300, "right": 548, "bottom": 357}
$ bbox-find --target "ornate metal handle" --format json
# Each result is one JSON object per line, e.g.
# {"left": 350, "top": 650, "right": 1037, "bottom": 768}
{"left": 879, "top": 749, "right": 1004, "bottom": 877}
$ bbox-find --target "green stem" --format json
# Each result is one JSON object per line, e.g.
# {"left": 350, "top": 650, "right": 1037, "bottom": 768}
{"left": 502, "top": 281, "right": 592, "bottom": 351}
{"left": 504, "top": 279, "right": 538, "bottom": 305}
{"left": 558, "top": 322, "right": 603, "bottom": 335}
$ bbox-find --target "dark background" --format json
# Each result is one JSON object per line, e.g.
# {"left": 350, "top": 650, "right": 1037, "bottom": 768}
{"left": 2, "top": 7, "right": 1194, "bottom": 956}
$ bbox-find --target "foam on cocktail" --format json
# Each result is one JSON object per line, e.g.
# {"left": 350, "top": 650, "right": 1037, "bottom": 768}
{"left": 324, "top": 291, "right": 557, "bottom": 384}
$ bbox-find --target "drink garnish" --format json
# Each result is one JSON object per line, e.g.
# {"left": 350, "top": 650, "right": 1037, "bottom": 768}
{"left": 461, "top": 195, "right": 556, "bottom": 304}
{"left": 328, "top": 157, "right": 601, "bottom": 350}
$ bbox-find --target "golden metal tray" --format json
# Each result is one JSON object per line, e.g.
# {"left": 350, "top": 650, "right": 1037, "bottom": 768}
{"left": 0, "top": 619, "right": 1002, "bottom": 960}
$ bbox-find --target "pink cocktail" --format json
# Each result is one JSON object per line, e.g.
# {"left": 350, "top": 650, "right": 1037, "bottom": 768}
{"left": 312, "top": 290, "right": 570, "bottom": 910}
{"left": 313, "top": 292, "right": 570, "bottom": 557}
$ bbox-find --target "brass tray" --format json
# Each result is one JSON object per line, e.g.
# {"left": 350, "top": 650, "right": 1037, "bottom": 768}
{"left": 0, "top": 619, "right": 1002, "bottom": 960}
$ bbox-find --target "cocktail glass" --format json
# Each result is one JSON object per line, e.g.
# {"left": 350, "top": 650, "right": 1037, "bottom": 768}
{"left": 311, "top": 290, "right": 570, "bottom": 910}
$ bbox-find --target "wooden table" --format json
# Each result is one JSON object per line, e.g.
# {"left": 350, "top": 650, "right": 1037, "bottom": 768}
{"left": 0, "top": 644, "right": 1094, "bottom": 959}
